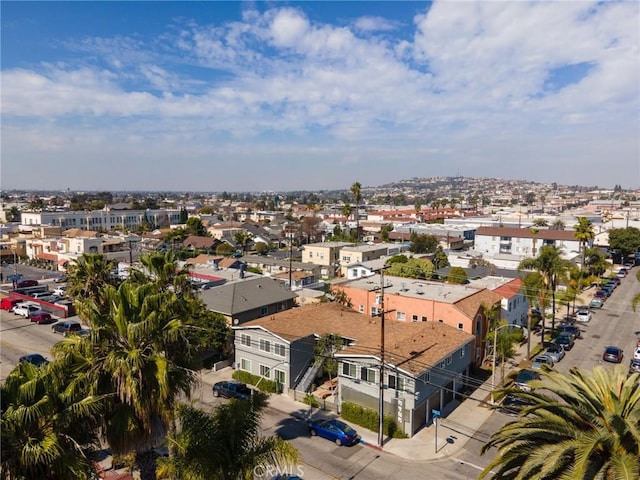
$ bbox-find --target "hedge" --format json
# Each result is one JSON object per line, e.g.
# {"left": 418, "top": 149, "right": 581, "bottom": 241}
{"left": 341, "top": 402, "right": 407, "bottom": 439}
{"left": 232, "top": 370, "right": 280, "bottom": 394}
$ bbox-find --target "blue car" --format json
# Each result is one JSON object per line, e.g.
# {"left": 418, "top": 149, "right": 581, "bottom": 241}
{"left": 19, "top": 353, "right": 49, "bottom": 366}
{"left": 308, "top": 418, "right": 360, "bottom": 446}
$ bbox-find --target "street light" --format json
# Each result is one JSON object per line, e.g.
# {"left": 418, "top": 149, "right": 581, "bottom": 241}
{"left": 491, "top": 323, "right": 527, "bottom": 404}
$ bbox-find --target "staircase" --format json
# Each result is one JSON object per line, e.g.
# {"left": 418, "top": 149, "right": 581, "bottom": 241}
{"left": 295, "top": 358, "right": 324, "bottom": 393}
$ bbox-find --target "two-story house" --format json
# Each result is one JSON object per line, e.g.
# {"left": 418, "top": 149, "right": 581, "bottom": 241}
{"left": 474, "top": 226, "right": 581, "bottom": 259}
{"left": 233, "top": 302, "right": 474, "bottom": 437}
{"left": 301, "top": 241, "right": 354, "bottom": 278}
{"left": 468, "top": 277, "right": 529, "bottom": 328}
{"left": 338, "top": 274, "right": 502, "bottom": 365}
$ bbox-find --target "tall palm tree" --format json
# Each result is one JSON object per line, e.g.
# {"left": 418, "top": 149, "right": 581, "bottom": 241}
{"left": 66, "top": 253, "right": 119, "bottom": 314}
{"left": 351, "top": 182, "right": 362, "bottom": 244}
{"left": 128, "top": 250, "right": 193, "bottom": 297}
{"left": 521, "top": 272, "right": 546, "bottom": 359}
{"left": 480, "top": 366, "right": 640, "bottom": 480}
{"left": 234, "top": 230, "right": 253, "bottom": 256}
{"left": 584, "top": 246, "right": 609, "bottom": 278}
{"left": 519, "top": 245, "right": 571, "bottom": 337}
{"left": 1, "top": 361, "right": 104, "bottom": 480}
{"left": 157, "top": 400, "right": 298, "bottom": 480}
{"left": 75, "top": 282, "right": 197, "bottom": 480}
{"left": 574, "top": 217, "right": 595, "bottom": 272}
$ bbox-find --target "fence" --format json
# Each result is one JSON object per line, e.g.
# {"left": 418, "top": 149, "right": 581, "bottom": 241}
{"left": 7, "top": 291, "right": 75, "bottom": 318}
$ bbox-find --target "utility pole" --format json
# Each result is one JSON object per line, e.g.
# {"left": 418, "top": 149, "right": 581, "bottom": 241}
{"left": 378, "top": 268, "right": 386, "bottom": 448}
{"left": 288, "top": 228, "right": 293, "bottom": 291}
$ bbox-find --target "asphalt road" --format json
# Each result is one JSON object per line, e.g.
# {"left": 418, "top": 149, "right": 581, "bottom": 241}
{"left": 2, "top": 267, "right": 638, "bottom": 480}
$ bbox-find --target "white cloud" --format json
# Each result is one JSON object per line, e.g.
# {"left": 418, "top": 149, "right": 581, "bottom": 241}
{"left": 353, "top": 16, "right": 399, "bottom": 33}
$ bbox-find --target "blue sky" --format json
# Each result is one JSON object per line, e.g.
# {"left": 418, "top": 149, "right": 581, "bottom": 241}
{"left": 1, "top": 1, "right": 638, "bottom": 192}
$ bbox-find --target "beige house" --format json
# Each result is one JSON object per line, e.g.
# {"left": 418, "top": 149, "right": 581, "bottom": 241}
{"left": 301, "top": 241, "right": 353, "bottom": 278}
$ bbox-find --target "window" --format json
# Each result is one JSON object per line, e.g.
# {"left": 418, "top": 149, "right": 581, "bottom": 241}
{"left": 259, "top": 365, "right": 271, "bottom": 378}
{"left": 446, "top": 355, "right": 452, "bottom": 365}
{"left": 421, "top": 316, "right": 427, "bottom": 322}
{"left": 240, "top": 358, "right": 251, "bottom": 371}
{"left": 397, "top": 311, "right": 406, "bottom": 321}
{"left": 460, "top": 348, "right": 465, "bottom": 358}
{"left": 458, "top": 323, "right": 464, "bottom": 330}
{"left": 342, "top": 362, "right": 357, "bottom": 378}
{"left": 259, "top": 339, "right": 271, "bottom": 353}
{"left": 241, "top": 334, "right": 251, "bottom": 347}
{"left": 260, "top": 306, "right": 268, "bottom": 316}
{"left": 342, "top": 255, "right": 351, "bottom": 262}
{"left": 440, "top": 361, "right": 445, "bottom": 369}
{"left": 375, "top": 294, "right": 382, "bottom": 304}
{"left": 438, "top": 319, "right": 444, "bottom": 323}
{"left": 274, "top": 343, "right": 286, "bottom": 357}
{"left": 371, "top": 307, "right": 381, "bottom": 316}
{"left": 359, "top": 305, "right": 364, "bottom": 313}
{"left": 388, "top": 374, "right": 406, "bottom": 391}
{"left": 412, "top": 315, "right": 418, "bottom": 322}
{"left": 360, "top": 367, "right": 376, "bottom": 383}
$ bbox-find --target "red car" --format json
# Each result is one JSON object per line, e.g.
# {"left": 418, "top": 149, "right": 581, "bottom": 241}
{"left": 30, "top": 311, "right": 54, "bottom": 324}
{"left": 16, "top": 279, "right": 39, "bottom": 288}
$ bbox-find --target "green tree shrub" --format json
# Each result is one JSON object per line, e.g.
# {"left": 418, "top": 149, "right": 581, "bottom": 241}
{"left": 232, "top": 370, "right": 280, "bottom": 393}
{"left": 340, "top": 402, "right": 407, "bottom": 438}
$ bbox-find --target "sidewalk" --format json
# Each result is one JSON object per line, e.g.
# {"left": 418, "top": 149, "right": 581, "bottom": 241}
{"left": 198, "top": 344, "right": 530, "bottom": 463}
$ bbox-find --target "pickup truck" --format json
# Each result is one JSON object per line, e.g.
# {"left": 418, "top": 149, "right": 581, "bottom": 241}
{"left": 13, "top": 304, "right": 42, "bottom": 318}
{"left": 212, "top": 381, "right": 252, "bottom": 400}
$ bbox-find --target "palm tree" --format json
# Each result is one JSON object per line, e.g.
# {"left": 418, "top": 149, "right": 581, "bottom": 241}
{"left": 480, "top": 366, "right": 640, "bottom": 480}
{"left": 157, "top": 400, "right": 298, "bottom": 480}
{"left": 66, "top": 253, "right": 119, "bottom": 314}
{"left": 574, "top": 217, "right": 595, "bottom": 272}
{"left": 519, "top": 245, "right": 571, "bottom": 337}
{"left": 521, "top": 272, "right": 545, "bottom": 359}
{"left": 1, "top": 361, "right": 104, "bottom": 479}
{"left": 128, "top": 250, "right": 193, "bottom": 296}
{"left": 351, "top": 182, "right": 362, "bottom": 244}
{"left": 75, "top": 282, "right": 198, "bottom": 480}
{"left": 234, "top": 230, "right": 253, "bottom": 256}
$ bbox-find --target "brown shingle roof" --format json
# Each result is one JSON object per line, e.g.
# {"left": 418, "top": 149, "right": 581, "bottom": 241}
{"left": 454, "top": 289, "right": 502, "bottom": 318}
{"left": 182, "top": 235, "right": 217, "bottom": 249}
{"left": 476, "top": 226, "right": 578, "bottom": 241}
{"left": 239, "top": 302, "right": 473, "bottom": 376}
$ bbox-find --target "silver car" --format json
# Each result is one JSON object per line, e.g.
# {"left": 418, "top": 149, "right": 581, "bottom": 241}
{"left": 544, "top": 344, "right": 565, "bottom": 363}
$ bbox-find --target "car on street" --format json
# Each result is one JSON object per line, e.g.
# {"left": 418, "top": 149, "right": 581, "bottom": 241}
{"left": 53, "top": 275, "right": 67, "bottom": 283}
{"left": 593, "top": 290, "right": 607, "bottom": 300}
{"left": 558, "top": 324, "right": 581, "bottom": 340}
{"left": 29, "top": 311, "right": 55, "bottom": 324}
{"left": 602, "top": 346, "right": 623, "bottom": 363}
{"left": 531, "top": 354, "right": 554, "bottom": 369}
{"left": 624, "top": 262, "right": 634, "bottom": 270}
{"left": 498, "top": 394, "right": 534, "bottom": 416}
{"left": 575, "top": 309, "right": 592, "bottom": 323}
{"left": 52, "top": 320, "right": 82, "bottom": 336}
{"left": 544, "top": 344, "right": 565, "bottom": 363}
{"left": 1, "top": 297, "right": 23, "bottom": 311}
{"left": 616, "top": 268, "right": 628, "bottom": 278}
{"left": 36, "top": 295, "right": 63, "bottom": 304}
{"left": 212, "top": 381, "right": 253, "bottom": 400}
{"left": 555, "top": 334, "right": 575, "bottom": 351}
{"left": 19, "top": 353, "right": 49, "bottom": 366}
{"left": 12, "top": 303, "right": 42, "bottom": 318}
{"left": 514, "top": 369, "right": 541, "bottom": 391}
{"left": 589, "top": 298, "right": 604, "bottom": 309}
{"left": 629, "top": 359, "right": 640, "bottom": 375}
{"left": 308, "top": 418, "right": 360, "bottom": 446}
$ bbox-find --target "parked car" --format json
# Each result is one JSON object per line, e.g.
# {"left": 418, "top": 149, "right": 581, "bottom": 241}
{"left": 36, "top": 295, "right": 62, "bottom": 304}
{"left": 514, "top": 369, "right": 541, "bottom": 391}
{"left": 555, "top": 334, "right": 575, "bottom": 351}
{"left": 308, "top": 418, "right": 360, "bottom": 446}
{"left": 53, "top": 275, "right": 67, "bottom": 283}
{"left": 602, "top": 346, "right": 623, "bottom": 363}
{"left": 589, "top": 298, "right": 604, "bottom": 309}
{"left": 531, "top": 354, "right": 554, "bottom": 369}
{"left": 545, "top": 344, "right": 565, "bottom": 363}
{"left": 616, "top": 268, "right": 628, "bottom": 278}
{"left": 31, "top": 291, "right": 52, "bottom": 300}
{"left": 19, "top": 353, "right": 49, "bottom": 366}
{"left": 16, "top": 279, "right": 39, "bottom": 288}
{"left": 29, "top": 311, "right": 55, "bottom": 324}
{"left": 558, "top": 324, "right": 581, "bottom": 340}
{"left": 593, "top": 290, "right": 607, "bottom": 300}
{"left": 629, "top": 358, "right": 640, "bottom": 375}
{"left": 13, "top": 304, "right": 41, "bottom": 318}
{"left": 498, "top": 394, "right": 534, "bottom": 416}
{"left": 624, "top": 262, "right": 634, "bottom": 270}
{"left": 53, "top": 286, "right": 67, "bottom": 297}
{"left": 52, "top": 320, "right": 82, "bottom": 336}
{"left": 575, "top": 309, "right": 592, "bottom": 323}
{"left": 212, "top": 381, "right": 252, "bottom": 400}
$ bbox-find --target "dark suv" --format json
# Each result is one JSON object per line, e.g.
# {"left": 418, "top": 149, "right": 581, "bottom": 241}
{"left": 52, "top": 320, "right": 82, "bottom": 336}
{"left": 212, "top": 381, "right": 252, "bottom": 400}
